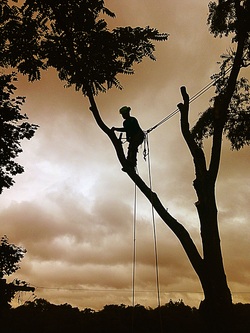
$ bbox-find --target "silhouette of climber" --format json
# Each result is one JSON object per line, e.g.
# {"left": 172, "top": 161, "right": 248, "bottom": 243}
{"left": 112, "top": 106, "right": 145, "bottom": 168}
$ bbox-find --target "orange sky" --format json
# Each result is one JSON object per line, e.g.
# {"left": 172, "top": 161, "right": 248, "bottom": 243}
{"left": 1, "top": 0, "right": 250, "bottom": 310}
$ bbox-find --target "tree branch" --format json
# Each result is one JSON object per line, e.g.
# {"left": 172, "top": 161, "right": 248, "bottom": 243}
{"left": 177, "top": 86, "right": 207, "bottom": 179}
{"left": 209, "top": 17, "right": 247, "bottom": 181}
{"left": 87, "top": 90, "right": 127, "bottom": 166}
{"left": 87, "top": 91, "right": 204, "bottom": 280}
{"left": 128, "top": 170, "right": 204, "bottom": 278}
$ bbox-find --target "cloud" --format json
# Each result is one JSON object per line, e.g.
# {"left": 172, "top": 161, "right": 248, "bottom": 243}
{"left": 1, "top": 0, "right": 250, "bottom": 310}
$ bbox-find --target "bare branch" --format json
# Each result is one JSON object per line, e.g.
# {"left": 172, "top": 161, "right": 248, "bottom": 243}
{"left": 178, "top": 86, "right": 207, "bottom": 178}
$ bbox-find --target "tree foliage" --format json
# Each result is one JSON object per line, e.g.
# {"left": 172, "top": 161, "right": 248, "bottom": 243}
{"left": 2, "top": 298, "right": 202, "bottom": 333}
{"left": 0, "top": 235, "right": 26, "bottom": 279}
{"left": 192, "top": 73, "right": 250, "bottom": 150}
{"left": 0, "top": 72, "right": 38, "bottom": 193}
{"left": 2, "top": 298, "right": 250, "bottom": 332}
{"left": 0, "top": 236, "right": 33, "bottom": 309}
{"left": 192, "top": 0, "right": 250, "bottom": 150}
{"left": 208, "top": 0, "right": 250, "bottom": 37}
{"left": 0, "top": 0, "right": 168, "bottom": 95}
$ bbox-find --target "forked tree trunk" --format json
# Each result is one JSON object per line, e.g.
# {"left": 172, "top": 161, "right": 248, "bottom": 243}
{"left": 88, "top": 90, "right": 233, "bottom": 332}
{"left": 177, "top": 86, "right": 233, "bottom": 332}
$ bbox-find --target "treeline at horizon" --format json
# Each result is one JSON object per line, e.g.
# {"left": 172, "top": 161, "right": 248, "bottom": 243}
{"left": 1, "top": 298, "right": 250, "bottom": 333}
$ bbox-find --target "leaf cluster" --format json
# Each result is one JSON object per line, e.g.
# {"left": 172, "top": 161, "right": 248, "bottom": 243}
{"left": 0, "top": 72, "right": 39, "bottom": 193}
{"left": 0, "top": 0, "right": 168, "bottom": 95}
{"left": 4, "top": 298, "right": 201, "bottom": 333}
{"left": 192, "top": 1, "right": 250, "bottom": 150}
{"left": 208, "top": 0, "right": 250, "bottom": 38}
{"left": 192, "top": 74, "right": 250, "bottom": 150}
{"left": 0, "top": 235, "right": 26, "bottom": 278}
{"left": 225, "top": 76, "right": 250, "bottom": 149}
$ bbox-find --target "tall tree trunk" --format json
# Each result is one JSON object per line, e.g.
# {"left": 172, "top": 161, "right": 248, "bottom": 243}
{"left": 178, "top": 86, "right": 233, "bottom": 332}
{"left": 195, "top": 178, "right": 232, "bottom": 332}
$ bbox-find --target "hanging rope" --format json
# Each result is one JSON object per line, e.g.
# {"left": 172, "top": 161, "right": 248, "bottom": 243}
{"left": 146, "top": 65, "right": 232, "bottom": 134}
{"left": 130, "top": 156, "right": 163, "bottom": 333}
{"left": 145, "top": 135, "right": 164, "bottom": 333}
{"left": 132, "top": 182, "right": 137, "bottom": 308}
{"left": 144, "top": 134, "right": 161, "bottom": 309}
{"left": 131, "top": 182, "right": 137, "bottom": 333}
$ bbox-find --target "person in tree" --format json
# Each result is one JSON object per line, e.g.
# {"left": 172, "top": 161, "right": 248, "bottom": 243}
{"left": 112, "top": 106, "right": 145, "bottom": 168}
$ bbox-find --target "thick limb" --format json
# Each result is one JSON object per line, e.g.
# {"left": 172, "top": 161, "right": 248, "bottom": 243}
{"left": 87, "top": 90, "right": 204, "bottom": 282}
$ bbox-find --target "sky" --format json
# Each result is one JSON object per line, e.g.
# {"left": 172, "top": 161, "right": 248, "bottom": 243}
{"left": 1, "top": 0, "right": 250, "bottom": 310}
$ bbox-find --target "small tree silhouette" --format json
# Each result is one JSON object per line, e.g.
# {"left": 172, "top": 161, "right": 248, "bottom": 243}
{"left": 0, "top": 236, "right": 34, "bottom": 310}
